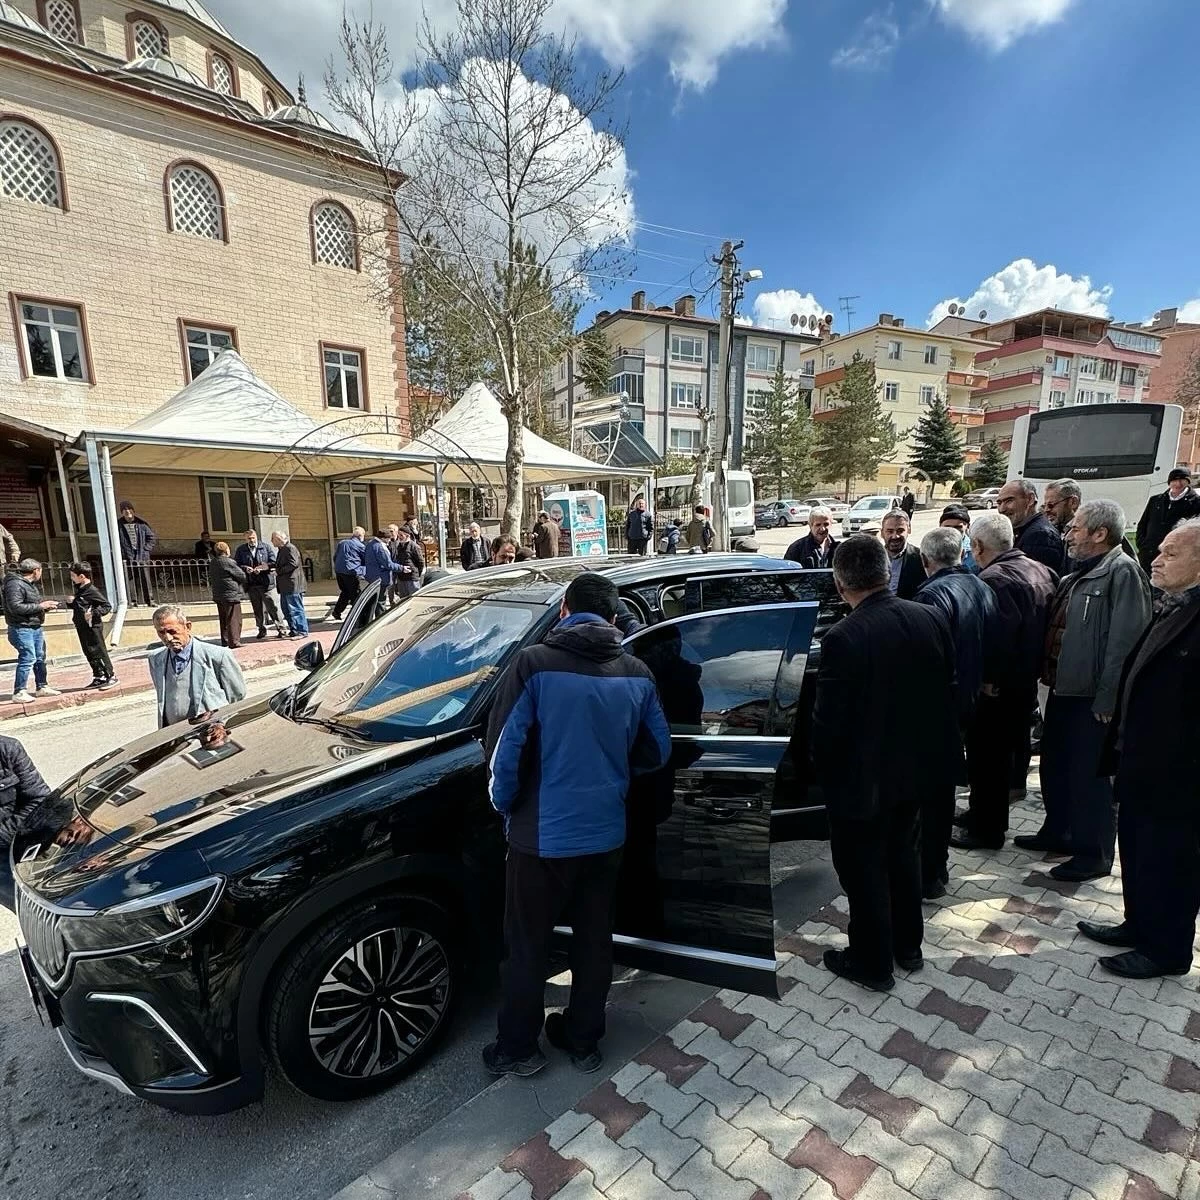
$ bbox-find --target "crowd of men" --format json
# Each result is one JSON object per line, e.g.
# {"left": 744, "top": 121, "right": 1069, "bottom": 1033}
{"left": 817, "top": 473, "right": 1200, "bottom": 993}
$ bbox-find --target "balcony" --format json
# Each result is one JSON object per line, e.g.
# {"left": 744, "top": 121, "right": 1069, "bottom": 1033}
{"left": 975, "top": 367, "right": 1044, "bottom": 395}
{"left": 948, "top": 406, "right": 984, "bottom": 427}
{"left": 814, "top": 365, "right": 845, "bottom": 388}
{"left": 983, "top": 402, "right": 1037, "bottom": 424}
{"left": 946, "top": 369, "right": 988, "bottom": 389}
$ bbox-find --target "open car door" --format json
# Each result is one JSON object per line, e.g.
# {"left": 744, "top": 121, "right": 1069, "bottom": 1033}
{"left": 596, "top": 600, "right": 820, "bottom": 999}
{"left": 330, "top": 580, "right": 382, "bottom": 655}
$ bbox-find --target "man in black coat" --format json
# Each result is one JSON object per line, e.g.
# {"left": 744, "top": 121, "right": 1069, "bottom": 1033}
{"left": 880, "top": 510, "right": 926, "bottom": 599}
{"left": 912, "top": 527, "right": 996, "bottom": 897}
{"left": 1136, "top": 469, "right": 1200, "bottom": 574}
{"left": 1080, "top": 517, "right": 1200, "bottom": 978}
{"left": 997, "top": 480, "right": 1063, "bottom": 574}
{"left": 625, "top": 497, "right": 653, "bottom": 556}
{"left": 0, "top": 734, "right": 51, "bottom": 911}
{"left": 813, "top": 536, "right": 961, "bottom": 991}
{"left": 952, "top": 512, "right": 1057, "bottom": 852}
{"left": 785, "top": 506, "right": 839, "bottom": 568}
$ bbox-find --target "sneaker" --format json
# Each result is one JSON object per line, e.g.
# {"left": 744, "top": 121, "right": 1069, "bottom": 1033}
{"left": 275, "top": 629, "right": 287, "bottom": 639}
{"left": 98, "top": 678, "right": 118, "bottom": 691}
{"left": 544, "top": 1011, "right": 603, "bottom": 1073}
{"left": 11, "top": 690, "right": 34, "bottom": 704}
{"left": 481, "top": 1042, "right": 547, "bottom": 1078}
{"left": 34, "top": 686, "right": 61, "bottom": 698}
{"left": 87, "top": 677, "right": 106, "bottom": 689}
{"left": 257, "top": 630, "right": 268, "bottom": 641}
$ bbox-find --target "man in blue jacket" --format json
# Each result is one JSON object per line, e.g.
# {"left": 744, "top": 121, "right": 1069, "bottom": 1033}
{"left": 913, "top": 527, "right": 996, "bottom": 898}
{"left": 364, "top": 530, "right": 409, "bottom": 618}
{"left": 483, "top": 573, "right": 670, "bottom": 1077}
{"left": 331, "top": 527, "right": 367, "bottom": 620}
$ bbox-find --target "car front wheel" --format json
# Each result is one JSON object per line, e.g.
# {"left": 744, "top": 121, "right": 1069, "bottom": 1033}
{"left": 985, "top": 500, "right": 995, "bottom": 509}
{"left": 267, "top": 896, "right": 457, "bottom": 1101}
{"left": 777, "top": 515, "right": 788, "bottom": 528}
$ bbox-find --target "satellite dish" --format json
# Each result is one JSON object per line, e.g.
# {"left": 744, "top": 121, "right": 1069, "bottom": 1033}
{"left": 949, "top": 303, "right": 960, "bottom": 316}
{"left": 790, "top": 313, "right": 800, "bottom": 327}
{"left": 823, "top": 313, "right": 834, "bottom": 326}
{"left": 808, "top": 314, "right": 818, "bottom": 330}
{"left": 978, "top": 309, "right": 987, "bottom": 319}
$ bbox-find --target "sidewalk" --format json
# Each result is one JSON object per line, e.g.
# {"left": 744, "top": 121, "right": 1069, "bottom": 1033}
{"left": 0, "top": 625, "right": 338, "bottom": 721}
{"left": 402, "top": 793, "right": 1200, "bottom": 1200}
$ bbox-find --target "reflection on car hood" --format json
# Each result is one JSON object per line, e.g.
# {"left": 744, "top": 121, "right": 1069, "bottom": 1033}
{"left": 12, "top": 696, "right": 423, "bottom": 903}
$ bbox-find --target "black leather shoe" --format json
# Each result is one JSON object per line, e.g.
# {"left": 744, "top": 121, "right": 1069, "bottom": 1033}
{"left": 1099, "top": 951, "right": 1190, "bottom": 980}
{"left": 481, "top": 1042, "right": 548, "bottom": 1077}
{"left": 895, "top": 952, "right": 924, "bottom": 972}
{"left": 1077, "top": 920, "right": 1136, "bottom": 947}
{"left": 1013, "top": 833, "right": 1071, "bottom": 853}
{"left": 950, "top": 832, "right": 1005, "bottom": 851}
{"left": 1049, "top": 859, "right": 1110, "bottom": 883}
{"left": 823, "top": 948, "right": 894, "bottom": 992}
{"left": 922, "top": 880, "right": 948, "bottom": 901}
{"left": 544, "top": 1011, "right": 602, "bottom": 1073}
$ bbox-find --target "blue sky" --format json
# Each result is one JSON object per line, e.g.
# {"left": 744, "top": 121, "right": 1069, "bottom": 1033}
{"left": 209, "top": 0, "right": 1200, "bottom": 330}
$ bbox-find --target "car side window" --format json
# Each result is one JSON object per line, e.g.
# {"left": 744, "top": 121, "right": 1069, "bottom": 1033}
{"left": 627, "top": 609, "right": 795, "bottom": 737}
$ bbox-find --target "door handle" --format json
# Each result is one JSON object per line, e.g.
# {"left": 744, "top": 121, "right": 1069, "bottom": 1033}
{"left": 690, "top": 796, "right": 760, "bottom": 813}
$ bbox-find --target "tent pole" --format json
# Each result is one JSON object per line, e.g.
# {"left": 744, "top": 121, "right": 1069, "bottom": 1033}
{"left": 434, "top": 463, "right": 447, "bottom": 569}
{"left": 100, "top": 443, "right": 130, "bottom": 645}
{"left": 85, "top": 438, "right": 127, "bottom": 645}
{"left": 54, "top": 444, "right": 80, "bottom": 562}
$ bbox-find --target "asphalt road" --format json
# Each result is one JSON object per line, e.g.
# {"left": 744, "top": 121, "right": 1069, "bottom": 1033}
{"left": 0, "top": 637, "right": 838, "bottom": 1200}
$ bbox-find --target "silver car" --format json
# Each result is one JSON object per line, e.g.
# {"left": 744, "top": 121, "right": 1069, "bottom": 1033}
{"left": 963, "top": 487, "right": 1002, "bottom": 510}
{"left": 843, "top": 495, "right": 900, "bottom": 533}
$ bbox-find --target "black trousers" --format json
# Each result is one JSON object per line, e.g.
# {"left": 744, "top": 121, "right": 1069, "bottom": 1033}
{"left": 628, "top": 539, "right": 648, "bottom": 557}
{"left": 497, "top": 846, "right": 622, "bottom": 1059}
{"left": 967, "top": 688, "right": 1034, "bottom": 844}
{"left": 1010, "top": 701, "right": 1036, "bottom": 791}
{"left": 247, "top": 586, "right": 283, "bottom": 633}
{"left": 126, "top": 561, "right": 153, "bottom": 606}
{"left": 332, "top": 572, "right": 361, "bottom": 618}
{"left": 1117, "top": 785, "right": 1200, "bottom": 969}
{"left": 75, "top": 621, "right": 113, "bottom": 680}
{"left": 1039, "top": 692, "right": 1114, "bottom": 867}
{"left": 829, "top": 795, "right": 923, "bottom": 980}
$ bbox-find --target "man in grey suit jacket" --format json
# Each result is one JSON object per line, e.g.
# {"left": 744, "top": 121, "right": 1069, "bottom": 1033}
{"left": 149, "top": 605, "right": 247, "bottom": 728}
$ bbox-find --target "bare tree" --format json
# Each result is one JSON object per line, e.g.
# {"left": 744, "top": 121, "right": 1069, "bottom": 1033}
{"left": 1176, "top": 345, "right": 1200, "bottom": 467}
{"left": 326, "top": 0, "right": 629, "bottom": 536}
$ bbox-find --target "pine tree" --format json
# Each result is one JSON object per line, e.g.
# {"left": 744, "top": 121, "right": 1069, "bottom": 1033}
{"left": 975, "top": 438, "right": 1009, "bottom": 487}
{"left": 744, "top": 366, "right": 816, "bottom": 498}
{"left": 576, "top": 325, "right": 613, "bottom": 399}
{"left": 814, "top": 351, "right": 898, "bottom": 497}
{"left": 909, "top": 393, "right": 964, "bottom": 485}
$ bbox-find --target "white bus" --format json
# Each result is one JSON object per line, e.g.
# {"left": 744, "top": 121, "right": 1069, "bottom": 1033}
{"left": 654, "top": 469, "right": 756, "bottom": 539}
{"left": 1008, "top": 403, "right": 1184, "bottom": 527}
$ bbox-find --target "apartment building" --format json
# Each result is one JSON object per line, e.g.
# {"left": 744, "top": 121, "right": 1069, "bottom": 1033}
{"left": 961, "top": 309, "right": 1162, "bottom": 459}
{"left": 0, "top": 0, "right": 410, "bottom": 574}
{"left": 551, "top": 291, "right": 822, "bottom": 466}
{"left": 810, "top": 313, "right": 993, "bottom": 498}
{"left": 1143, "top": 307, "right": 1200, "bottom": 471}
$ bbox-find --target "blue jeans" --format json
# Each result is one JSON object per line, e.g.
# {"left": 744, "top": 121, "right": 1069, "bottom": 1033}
{"left": 7, "top": 626, "right": 47, "bottom": 693}
{"left": 281, "top": 593, "right": 309, "bottom": 635}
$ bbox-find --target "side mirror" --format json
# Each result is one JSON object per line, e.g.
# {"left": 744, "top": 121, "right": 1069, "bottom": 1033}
{"left": 294, "top": 641, "right": 325, "bottom": 673}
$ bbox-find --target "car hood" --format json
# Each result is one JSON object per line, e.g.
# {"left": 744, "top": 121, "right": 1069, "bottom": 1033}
{"left": 12, "top": 694, "right": 422, "bottom": 906}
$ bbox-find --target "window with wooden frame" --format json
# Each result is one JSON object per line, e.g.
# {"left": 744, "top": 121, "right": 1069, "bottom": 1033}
{"left": 323, "top": 345, "right": 366, "bottom": 410}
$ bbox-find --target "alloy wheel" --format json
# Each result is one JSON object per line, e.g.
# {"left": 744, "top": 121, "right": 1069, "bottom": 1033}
{"left": 308, "top": 926, "right": 450, "bottom": 1078}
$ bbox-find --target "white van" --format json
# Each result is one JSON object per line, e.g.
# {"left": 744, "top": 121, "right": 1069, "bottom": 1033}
{"left": 654, "top": 469, "right": 756, "bottom": 538}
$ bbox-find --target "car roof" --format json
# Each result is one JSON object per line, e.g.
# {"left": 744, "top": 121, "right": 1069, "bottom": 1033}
{"left": 418, "top": 553, "right": 802, "bottom": 606}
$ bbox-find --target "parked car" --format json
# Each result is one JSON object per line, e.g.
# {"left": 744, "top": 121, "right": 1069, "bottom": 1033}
{"left": 843, "top": 494, "right": 901, "bottom": 533}
{"left": 12, "top": 557, "right": 848, "bottom": 1115}
{"left": 756, "top": 499, "right": 810, "bottom": 528}
{"left": 804, "top": 497, "right": 850, "bottom": 520}
{"left": 963, "top": 487, "right": 1002, "bottom": 509}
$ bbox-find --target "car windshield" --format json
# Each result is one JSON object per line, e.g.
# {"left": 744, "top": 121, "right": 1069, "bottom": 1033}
{"left": 851, "top": 497, "right": 891, "bottom": 512}
{"left": 292, "top": 597, "right": 537, "bottom": 739}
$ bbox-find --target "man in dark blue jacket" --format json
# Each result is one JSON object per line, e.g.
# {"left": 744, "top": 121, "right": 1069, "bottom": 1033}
{"left": 331, "top": 527, "right": 366, "bottom": 619}
{"left": 913, "top": 527, "right": 996, "bottom": 897}
{"left": 483, "top": 573, "right": 670, "bottom": 1076}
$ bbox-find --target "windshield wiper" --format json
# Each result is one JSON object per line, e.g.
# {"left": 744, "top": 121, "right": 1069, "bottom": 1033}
{"left": 292, "top": 714, "right": 376, "bottom": 741}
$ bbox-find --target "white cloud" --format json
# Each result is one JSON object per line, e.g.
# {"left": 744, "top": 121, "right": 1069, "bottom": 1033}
{"left": 931, "top": 0, "right": 1078, "bottom": 51}
{"left": 753, "top": 289, "right": 832, "bottom": 329}
{"left": 927, "top": 258, "right": 1113, "bottom": 328}
{"left": 831, "top": 5, "right": 900, "bottom": 70}
{"left": 204, "top": 0, "right": 789, "bottom": 94}
{"left": 1178, "top": 299, "right": 1200, "bottom": 323}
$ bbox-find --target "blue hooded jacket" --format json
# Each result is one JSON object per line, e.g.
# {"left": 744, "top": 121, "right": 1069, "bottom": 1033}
{"left": 485, "top": 613, "right": 671, "bottom": 857}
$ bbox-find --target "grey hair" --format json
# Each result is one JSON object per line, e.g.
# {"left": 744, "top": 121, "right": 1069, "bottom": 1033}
{"left": 920, "top": 527, "right": 964, "bottom": 569}
{"left": 833, "top": 535, "right": 889, "bottom": 592}
{"left": 1008, "top": 478, "right": 1039, "bottom": 501}
{"left": 970, "top": 511, "right": 1014, "bottom": 553}
{"left": 1076, "top": 498, "right": 1126, "bottom": 547}
{"left": 808, "top": 505, "right": 832, "bottom": 522}
{"left": 1047, "top": 478, "right": 1082, "bottom": 502}
{"left": 1170, "top": 515, "right": 1200, "bottom": 543}
{"left": 15, "top": 557, "right": 41, "bottom": 575}
{"left": 152, "top": 603, "right": 189, "bottom": 626}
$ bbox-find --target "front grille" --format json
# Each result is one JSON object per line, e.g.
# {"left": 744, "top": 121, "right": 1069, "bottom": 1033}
{"left": 16, "top": 888, "right": 68, "bottom": 984}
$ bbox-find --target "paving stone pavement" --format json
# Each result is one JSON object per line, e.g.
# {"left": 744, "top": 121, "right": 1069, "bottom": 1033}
{"left": 455, "top": 792, "right": 1200, "bottom": 1200}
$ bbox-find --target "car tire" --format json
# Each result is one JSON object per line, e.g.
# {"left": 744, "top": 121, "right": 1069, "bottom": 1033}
{"left": 985, "top": 501, "right": 995, "bottom": 509}
{"left": 267, "top": 895, "right": 457, "bottom": 1102}
{"left": 777, "top": 515, "right": 788, "bottom": 528}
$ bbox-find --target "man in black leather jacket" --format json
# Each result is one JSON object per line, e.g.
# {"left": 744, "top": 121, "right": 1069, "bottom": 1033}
{"left": 0, "top": 734, "right": 51, "bottom": 911}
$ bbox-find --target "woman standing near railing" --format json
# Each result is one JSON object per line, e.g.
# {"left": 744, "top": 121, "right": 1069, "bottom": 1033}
{"left": 209, "top": 542, "right": 248, "bottom": 649}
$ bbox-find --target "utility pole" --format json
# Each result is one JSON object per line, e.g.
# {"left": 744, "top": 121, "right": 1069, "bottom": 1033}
{"left": 712, "top": 239, "right": 742, "bottom": 551}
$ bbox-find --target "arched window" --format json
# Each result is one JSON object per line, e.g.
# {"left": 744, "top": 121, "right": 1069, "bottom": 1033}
{"left": 40, "top": 0, "right": 82, "bottom": 43}
{"left": 130, "top": 17, "right": 166, "bottom": 58}
{"left": 312, "top": 201, "right": 356, "bottom": 270}
{"left": 0, "top": 118, "right": 64, "bottom": 209}
{"left": 208, "top": 51, "right": 235, "bottom": 95}
{"left": 167, "top": 162, "right": 224, "bottom": 240}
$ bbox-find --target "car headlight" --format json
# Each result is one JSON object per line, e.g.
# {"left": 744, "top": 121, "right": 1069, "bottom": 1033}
{"left": 61, "top": 877, "right": 224, "bottom": 958}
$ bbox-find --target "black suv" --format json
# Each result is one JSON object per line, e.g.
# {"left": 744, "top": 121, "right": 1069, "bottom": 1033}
{"left": 12, "top": 555, "right": 845, "bottom": 1114}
